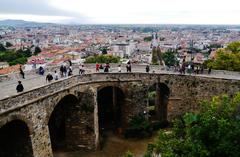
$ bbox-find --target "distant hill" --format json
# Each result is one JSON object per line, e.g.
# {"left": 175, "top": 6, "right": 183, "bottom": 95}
{"left": 0, "top": 19, "right": 56, "bottom": 27}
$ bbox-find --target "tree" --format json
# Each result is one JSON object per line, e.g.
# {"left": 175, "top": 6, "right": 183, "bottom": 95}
{"left": 0, "top": 43, "right": 6, "bottom": 51}
{"left": 5, "top": 42, "right": 13, "bottom": 48}
{"left": 146, "top": 93, "right": 240, "bottom": 157}
{"left": 205, "top": 41, "right": 240, "bottom": 71}
{"left": 226, "top": 41, "right": 240, "bottom": 53}
{"left": 34, "top": 46, "right": 41, "bottom": 55}
{"left": 162, "top": 50, "right": 178, "bottom": 67}
{"left": 99, "top": 47, "right": 108, "bottom": 54}
{"left": 156, "top": 46, "right": 164, "bottom": 66}
{"left": 144, "top": 36, "right": 152, "bottom": 42}
{"left": 151, "top": 47, "right": 158, "bottom": 65}
{"left": 85, "top": 55, "right": 120, "bottom": 63}
{"left": 208, "top": 49, "right": 240, "bottom": 71}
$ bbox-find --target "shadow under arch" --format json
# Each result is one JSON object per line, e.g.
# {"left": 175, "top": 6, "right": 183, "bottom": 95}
{"left": 48, "top": 94, "right": 79, "bottom": 151}
{"left": 0, "top": 120, "right": 34, "bottom": 157}
{"left": 97, "top": 86, "right": 125, "bottom": 137}
{"left": 148, "top": 82, "right": 170, "bottom": 123}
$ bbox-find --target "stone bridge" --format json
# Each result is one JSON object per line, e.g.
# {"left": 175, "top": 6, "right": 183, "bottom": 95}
{"left": 0, "top": 73, "right": 239, "bottom": 157}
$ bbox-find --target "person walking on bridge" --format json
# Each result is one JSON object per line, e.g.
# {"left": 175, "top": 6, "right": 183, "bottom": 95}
{"left": 46, "top": 73, "right": 53, "bottom": 83}
{"left": 146, "top": 65, "right": 150, "bottom": 73}
{"left": 118, "top": 65, "right": 122, "bottom": 72}
{"left": 19, "top": 65, "right": 25, "bottom": 79}
{"left": 96, "top": 63, "right": 100, "bottom": 72}
{"left": 208, "top": 66, "right": 212, "bottom": 74}
{"left": 16, "top": 81, "right": 24, "bottom": 93}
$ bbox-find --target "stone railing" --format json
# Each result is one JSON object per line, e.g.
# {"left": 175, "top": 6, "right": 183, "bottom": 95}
{"left": 1, "top": 72, "right": 240, "bottom": 116}
{"left": 2, "top": 63, "right": 240, "bottom": 82}
{"left": 0, "top": 73, "right": 147, "bottom": 115}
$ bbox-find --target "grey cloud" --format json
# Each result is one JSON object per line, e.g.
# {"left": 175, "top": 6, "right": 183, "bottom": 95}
{"left": 0, "top": 0, "right": 92, "bottom": 23}
{"left": 0, "top": 0, "right": 73, "bottom": 16}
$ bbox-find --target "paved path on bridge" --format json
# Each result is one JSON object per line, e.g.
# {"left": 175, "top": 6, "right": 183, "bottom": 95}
{"left": 0, "top": 66, "right": 239, "bottom": 100}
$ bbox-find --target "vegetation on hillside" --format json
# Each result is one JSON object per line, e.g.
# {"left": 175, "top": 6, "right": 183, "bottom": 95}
{"left": 85, "top": 54, "right": 120, "bottom": 63}
{"left": 145, "top": 92, "right": 240, "bottom": 157}
{"left": 124, "top": 115, "right": 153, "bottom": 138}
{"left": 144, "top": 36, "right": 152, "bottom": 42}
{"left": 34, "top": 46, "right": 42, "bottom": 55}
{"left": 205, "top": 41, "right": 240, "bottom": 71}
{"left": 0, "top": 43, "right": 33, "bottom": 65}
{"left": 151, "top": 46, "right": 163, "bottom": 65}
{"left": 161, "top": 50, "right": 178, "bottom": 67}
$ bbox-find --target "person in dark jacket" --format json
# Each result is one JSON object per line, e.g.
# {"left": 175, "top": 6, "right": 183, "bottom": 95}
{"left": 146, "top": 65, "right": 150, "bottom": 73}
{"left": 46, "top": 73, "right": 53, "bottom": 83}
{"left": 19, "top": 65, "right": 25, "bottom": 79}
{"left": 16, "top": 81, "right": 24, "bottom": 92}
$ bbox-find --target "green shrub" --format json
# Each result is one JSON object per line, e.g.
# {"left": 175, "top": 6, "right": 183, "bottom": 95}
{"left": 146, "top": 92, "right": 240, "bottom": 157}
{"left": 124, "top": 115, "right": 153, "bottom": 138}
{"left": 122, "top": 151, "right": 134, "bottom": 157}
{"left": 85, "top": 54, "right": 120, "bottom": 63}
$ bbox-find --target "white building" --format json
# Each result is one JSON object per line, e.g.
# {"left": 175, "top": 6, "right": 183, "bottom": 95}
{"left": 111, "top": 41, "right": 136, "bottom": 58}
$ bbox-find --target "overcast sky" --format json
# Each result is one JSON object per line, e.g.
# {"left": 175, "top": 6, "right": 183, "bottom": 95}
{"left": 0, "top": 0, "right": 240, "bottom": 24}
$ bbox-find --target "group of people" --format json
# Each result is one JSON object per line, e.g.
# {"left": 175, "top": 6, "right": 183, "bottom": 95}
{"left": 60, "top": 64, "right": 73, "bottom": 77}
{"left": 178, "top": 63, "right": 212, "bottom": 75}
{"left": 95, "top": 62, "right": 133, "bottom": 73}
{"left": 16, "top": 60, "right": 214, "bottom": 93}
{"left": 95, "top": 63, "right": 111, "bottom": 72}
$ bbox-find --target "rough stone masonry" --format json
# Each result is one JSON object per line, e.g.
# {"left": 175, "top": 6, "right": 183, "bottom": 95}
{"left": 0, "top": 73, "right": 239, "bottom": 157}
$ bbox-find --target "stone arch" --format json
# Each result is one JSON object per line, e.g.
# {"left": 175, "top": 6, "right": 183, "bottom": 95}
{"left": 0, "top": 119, "right": 34, "bottom": 157}
{"left": 147, "top": 82, "right": 170, "bottom": 123}
{"left": 97, "top": 85, "right": 125, "bottom": 136}
{"left": 47, "top": 94, "right": 79, "bottom": 151}
{"left": 97, "top": 83, "right": 126, "bottom": 93}
{"left": 45, "top": 92, "right": 78, "bottom": 124}
{"left": 0, "top": 114, "right": 34, "bottom": 135}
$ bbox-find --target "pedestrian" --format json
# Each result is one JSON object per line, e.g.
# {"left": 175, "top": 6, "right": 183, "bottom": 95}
{"left": 191, "top": 64, "right": 195, "bottom": 74}
{"left": 68, "top": 60, "right": 72, "bottom": 66}
{"left": 16, "top": 81, "right": 24, "bottom": 93}
{"left": 60, "top": 65, "right": 64, "bottom": 77}
{"left": 79, "top": 65, "right": 85, "bottom": 75}
{"left": 200, "top": 66, "right": 204, "bottom": 74}
{"left": 68, "top": 66, "right": 73, "bottom": 76}
{"left": 46, "top": 73, "right": 53, "bottom": 83}
{"left": 63, "top": 65, "right": 67, "bottom": 77}
{"left": 19, "top": 65, "right": 25, "bottom": 79}
{"left": 39, "top": 66, "right": 44, "bottom": 75}
{"left": 208, "top": 66, "right": 212, "bottom": 74}
{"left": 182, "top": 63, "right": 186, "bottom": 74}
{"left": 54, "top": 70, "right": 59, "bottom": 80}
{"left": 104, "top": 63, "right": 110, "bottom": 72}
{"left": 196, "top": 66, "right": 199, "bottom": 74}
{"left": 118, "top": 65, "right": 121, "bottom": 72}
{"left": 187, "top": 64, "right": 191, "bottom": 74}
{"left": 96, "top": 63, "right": 100, "bottom": 72}
{"left": 99, "top": 64, "right": 104, "bottom": 72}
{"left": 146, "top": 65, "right": 150, "bottom": 73}
{"left": 126, "top": 61, "right": 131, "bottom": 72}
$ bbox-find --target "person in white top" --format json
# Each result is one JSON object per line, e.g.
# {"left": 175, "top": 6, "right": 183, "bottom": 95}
{"left": 54, "top": 70, "right": 59, "bottom": 80}
{"left": 118, "top": 65, "right": 121, "bottom": 72}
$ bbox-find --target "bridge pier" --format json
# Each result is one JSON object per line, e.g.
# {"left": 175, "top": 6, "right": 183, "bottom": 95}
{"left": 31, "top": 126, "right": 53, "bottom": 157}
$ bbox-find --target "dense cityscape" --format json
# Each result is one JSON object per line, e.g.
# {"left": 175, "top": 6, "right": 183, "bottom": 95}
{"left": 0, "top": 0, "right": 240, "bottom": 157}
{"left": 1, "top": 21, "right": 240, "bottom": 74}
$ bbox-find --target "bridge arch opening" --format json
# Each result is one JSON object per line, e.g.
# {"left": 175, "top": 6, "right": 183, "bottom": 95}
{"left": 148, "top": 83, "right": 170, "bottom": 123}
{"left": 0, "top": 120, "right": 34, "bottom": 157}
{"left": 97, "top": 86, "right": 124, "bottom": 136}
{"left": 48, "top": 94, "right": 78, "bottom": 151}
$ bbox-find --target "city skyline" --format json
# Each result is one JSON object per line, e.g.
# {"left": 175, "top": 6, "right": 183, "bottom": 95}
{"left": 0, "top": 0, "right": 240, "bottom": 25}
